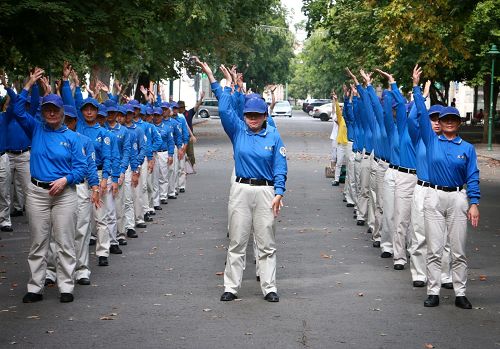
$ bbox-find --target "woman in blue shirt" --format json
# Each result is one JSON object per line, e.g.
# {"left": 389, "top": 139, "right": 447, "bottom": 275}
{"left": 195, "top": 58, "right": 287, "bottom": 303}
{"left": 412, "top": 65, "right": 480, "bottom": 309}
{"left": 13, "top": 68, "right": 86, "bottom": 303}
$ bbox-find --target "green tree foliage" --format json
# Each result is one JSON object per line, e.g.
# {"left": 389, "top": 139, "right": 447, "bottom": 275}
{"left": 0, "top": 0, "right": 292, "bottom": 90}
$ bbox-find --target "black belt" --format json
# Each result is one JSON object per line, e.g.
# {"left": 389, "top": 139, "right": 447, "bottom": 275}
{"left": 397, "top": 166, "right": 416, "bottom": 174}
{"left": 31, "top": 177, "right": 51, "bottom": 190}
{"left": 7, "top": 147, "right": 30, "bottom": 155}
{"left": 236, "top": 177, "right": 274, "bottom": 186}
{"left": 0, "top": 151, "right": 5, "bottom": 157}
{"left": 364, "top": 151, "right": 372, "bottom": 156}
{"left": 97, "top": 165, "right": 103, "bottom": 171}
{"left": 389, "top": 164, "right": 398, "bottom": 170}
{"left": 417, "top": 180, "right": 430, "bottom": 187}
{"left": 429, "top": 184, "right": 463, "bottom": 192}
{"left": 158, "top": 150, "right": 169, "bottom": 153}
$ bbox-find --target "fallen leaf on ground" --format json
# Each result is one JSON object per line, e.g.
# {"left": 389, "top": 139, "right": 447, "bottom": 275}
{"left": 245, "top": 332, "right": 253, "bottom": 336}
{"left": 320, "top": 252, "right": 332, "bottom": 259}
{"left": 479, "top": 275, "right": 487, "bottom": 281}
{"left": 203, "top": 308, "right": 212, "bottom": 312}
{"left": 46, "top": 330, "right": 55, "bottom": 334}
{"left": 358, "top": 293, "right": 364, "bottom": 297}
{"left": 215, "top": 272, "right": 224, "bottom": 276}
{"left": 27, "top": 315, "right": 40, "bottom": 319}
{"left": 424, "top": 344, "right": 434, "bottom": 349}
{"left": 164, "top": 293, "right": 173, "bottom": 296}
{"left": 100, "top": 316, "right": 115, "bottom": 320}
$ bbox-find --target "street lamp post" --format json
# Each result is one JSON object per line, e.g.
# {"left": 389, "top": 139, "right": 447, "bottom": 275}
{"left": 487, "top": 44, "right": 499, "bottom": 151}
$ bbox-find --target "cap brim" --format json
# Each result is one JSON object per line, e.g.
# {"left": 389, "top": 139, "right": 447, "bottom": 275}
{"left": 439, "top": 113, "right": 461, "bottom": 119}
{"left": 41, "top": 102, "right": 63, "bottom": 109}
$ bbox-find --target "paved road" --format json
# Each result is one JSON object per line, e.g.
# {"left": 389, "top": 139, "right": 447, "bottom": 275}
{"left": 1, "top": 111, "right": 499, "bottom": 348}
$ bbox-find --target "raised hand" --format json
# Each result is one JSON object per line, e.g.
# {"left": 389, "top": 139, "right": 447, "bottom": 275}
{"left": 229, "top": 65, "right": 238, "bottom": 82}
{"left": 423, "top": 80, "right": 431, "bottom": 98}
{"left": 192, "top": 56, "right": 216, "bottom": 83}
{"left": 331, "top": 90, "right": 338, "bottom": 100}
{"left": 40, "top": 76, "right": 52, "bottom": 96}
{"left": 345, "top": 68, "right": 359, "bottom": 86}
{"left": 98, "top": 80, "right": 109, "bottom": 93}
{"left": 25, "top": 67, "right": 44, "bottom": 90}
{"left": 375, "top": 68, "right": 395, "bottom": 84}
{"left": 359, "top": 69, "right": 373, "bottom": 85}
{"left": 62, "top": 61, "right": 72, "bottom": 81}
{"left": 219, "top": 64, "right": 232, "bottom": 85}
{"left": 412, "top": 64, "right": 422, "bottom": 87}
{"left": 0, "top": 70, "right": 7, "bottom": 87}
{"left": 70, "top": 69, "right": 80, "bottom": 86}
{"left": 140, "top": 85, "right": 148, "bottom": 96}
{"left": 113, "top": 79, "right": 122, "bottom": 94}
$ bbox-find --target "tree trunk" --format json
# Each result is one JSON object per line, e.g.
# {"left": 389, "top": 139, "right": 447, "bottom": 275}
{"left": 443, "top": 81, "right": 450, "bottom": 105}
{"left": 482, "top": 75, "right": 500, "bottom": 143}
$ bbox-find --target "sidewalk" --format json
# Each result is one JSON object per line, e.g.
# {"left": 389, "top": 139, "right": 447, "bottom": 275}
{"left": 475, "top": 143, "right": 500, "bottom": 161}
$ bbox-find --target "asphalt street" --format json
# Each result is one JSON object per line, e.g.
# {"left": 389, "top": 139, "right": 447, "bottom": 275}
{"left": 1, "top": 111, "right": 499, "bottom": 349}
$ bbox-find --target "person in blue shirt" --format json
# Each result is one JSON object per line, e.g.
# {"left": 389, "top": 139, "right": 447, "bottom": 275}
{"left": 341, "top": 85, "right": 358, "bottom": 210}
{"left": 105, "top": 102, "right": 132, "bottom": 246}
{"left": 160, "top": 102, "right": 183, "bottom": 200}
{"left": 152, "top": 107, "right": 175, "bottom": 207}
{"left": 196, "top": 59, "right": 287, "bottom": 303}
{"left": 171, "top": 103, "right": 191, "bottom": 194}
{"left": 412, "top": 65, "right": 479, "bottom": 310}
{"left": 14, "top": 68, "right": 86, "bottom": 304}
{"left": 0, "top": 76, "right": 14, "bottom": 233}
{"left": 46, "top": 104, "right": 101, "bottom": 287}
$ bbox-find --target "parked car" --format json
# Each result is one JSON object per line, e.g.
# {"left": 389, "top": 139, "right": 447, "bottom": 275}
{"left": 271, "top": 101, "right": 292, "bottom": 118}
{"left": 305, "top": 99, "right": 330, "bottom": 115}
{"left": 197, "top": 99, "right": 219, "bottom": 118}
{"left": 311, "top": 103, "right": 332, "bottom": 121}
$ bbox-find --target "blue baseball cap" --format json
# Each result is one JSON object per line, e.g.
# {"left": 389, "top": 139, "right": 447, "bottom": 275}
{"left": 140, "top": 105, "right": 147, "bottom": 115}
{"left": 124, "top": 104, "right": 135, "bottom": 114}
{"left": 243, "top": 97, "right": 268, "bottom": 114}
{"left": 118, "top": 106, "right": 126, "bottom": 115}
{"left": 160, "top": 102, "right": 171, "bottom": 109}
{"left": 106, "top": 104, "right": 120, "bottom": 113}
{"left": 104, "top": 99, "right": 117, "bottom": 108}
{"left": 171, "top": 102, "right": 179, "bottom": 109}
{"left": 153, "top": 107, "right": 163, "bottom": 115}
{"left": 129, "top": 99, "right": 141, "bottom": 109}
{"left": 41, "top": 94, "right": 64, "bottom": 109}
{"left": 439, "top": 106, "right": 460, "bottom": 119}
{"left": 63, "top": 104, "right": 77, "bottom": 118}
{"left": 146, "top": 107, "right": 154, "bottom": 115}
{"left": 80, "top": 98, "right": 99, "bottom": 110}
{"left": 97, "top": 105, "right": 108, "bottom": 117}
{"left": 428, "top": 104, "right": 444, "bottom": 117}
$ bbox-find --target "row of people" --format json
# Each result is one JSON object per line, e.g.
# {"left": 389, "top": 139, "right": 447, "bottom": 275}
{"left": 0, "top": 62, "right": 204, "bottom": 303}
{"left": 335, "top": 65, "right": 480, "bottom": 309}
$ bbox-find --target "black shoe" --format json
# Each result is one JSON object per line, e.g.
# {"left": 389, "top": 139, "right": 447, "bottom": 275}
{"left": 77, "top": 278, "right": 90, "bottom": 285}
{"left": 154, "top": 206, "right": 162, "bottom": 211}
{"left": 1, "top": 226, "right": 13, "bottom": 232}
{"left": 98, "top": 256, "right": 109, "bottom": 266}
{"left": 144, "top": 214, "right": 153, "bottom": 222}
{"left": 168, "top": 195, "right": 177, "bottom": 199}
{"left": 220, "top": 292, "right": 237, "bottom": 301}
{"left": 413, "top": 281, "right": 426, "bottom": 288}
{"left": 44, "top": 279, "right": 56, "bottom": 287}
{"left": 179, "top": 188, "right": 185, "bottom": 193}
{"left": 127, "top": 229, "right": 138, "bottom": 238}
{"left": 343, "top": 199, "right": 347, "bottom": 202}
{"left": 356, "top": 220, "right": 365, "bottom": 226}
{"left": 256, "top": 276, "right": 260, "bottom": 282}
{"left": 89, "top": 239, "right": 96, "bottom": 246}
{"left": 160, "top": 199, "right": 168, "bottom": 204}
{"left": 394, "top": 264, "right": 404, "bottom": 270}
{"left": 118, "top": 238, "right": 127, "bottom": 246}
{"left": 372, "top": 241, "right": 380, "bottom": 248}
{"left": 149, "top": 211, "right": 156, "bottom": 216}
{"left": 109, "top": 245, "right": 122, "bottom": 254}
{"left": 455, "top": 296, "right": 472, "bottom": 309}
{"left": 10, "top": 210, "right": 23, "bottom": 217}
{"left": 424, "top": 295, "right": 439, "bottom": 307}
{"left": 264, "top": 292, "right": 279, "bottom": 302}
{"left": 332, "top": 181, "right": 339, "bottom": 186}
{"left": 441, "top": 282, "right": 453, "bottom": 290}
{"left": 380, "top": 252, "right": 393, "bottom": 258}
{"left": 60, "top": 293, "right": 74, "bottom": 303}
{"left": 367, "top": 228, "right": 372, "bottom": 234}
{"left": 346, "top": 203, "right": 355, "bottom": 207}
{"left": 22, "top": 292, "right": 43, "bottom": 303}
{"left": 135, "top": 222, "right": 147, "bottom": 228}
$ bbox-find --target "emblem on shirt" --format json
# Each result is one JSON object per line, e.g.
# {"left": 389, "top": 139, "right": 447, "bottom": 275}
{"left": 457, "top": 154, "right": 465, "bottom": 160}
{"left": 279, "top": 146, "right": 286, "bottom": 157}
{"left": 144, "top": 135, "right": 147, "bottom": 142}
{"left": 60, "top": 141, "right": 69, "bottom": 148}
{"left": 104, "top": 137, "right": 111, "bottom": 145}
{"left": 97, "top": 136, "right": 102, "bottom": 142}
{"left": 264, "top": 146, "right": 274, "bottom": 151}
{"left": 133, "top": 142, "right": 138, "bottom": 150}
{"left": 91, "top": 152, "right": 96, "bottom": 161}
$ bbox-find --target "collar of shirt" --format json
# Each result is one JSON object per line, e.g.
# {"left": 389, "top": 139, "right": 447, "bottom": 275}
{"left": 105, "top": 122, "right": 121, "bottom": 131}
{"left": 438, "top": 134, "right": 462, "bottom": 145}
{"left": 244, "top": 124, "right": 268, "bottom": 137}
{"left": 43, "top": 124, "right": 68, "bottom": 133}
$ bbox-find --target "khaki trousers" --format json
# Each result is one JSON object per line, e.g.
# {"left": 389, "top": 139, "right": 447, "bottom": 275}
{"left": 380, "top": 168, "right": 396, "bottom": 254}
{"left": 168, "top": 148, "right": 178, "bottom": 196}
{"left": 177, "top": 153, "right": 187, "bottom": 191}
{"left": 157, "top": 152, "right": 170, "bottom": 201}
{"left": 367, "top": 157, "right": 377, "bottom": 232}
{"left": 343, "top": 142, "right": 357, "bottom": 206}
{"left": 372, "top": 159, "right": 388, "bottom": 241}
{"left": 133, "top": 159, "right": 147, "bottom": 224}
{"left": 411, "top": 184, "right": 452, "bottom": 283}
{"left": 26, "top": 183, "right": 77, "bottom": 294}
{"left": 393, "top": 171, "right": 417, "bottom": 265}
{"left": 334, "top": 144, "right": 347, "bottom": 182}
{"left": 0, "top": 154, "right": 11, "bottom": 228}
{"left": 117, "top": 167, "right": 134, "bottom": 238}
{"left": 353, "top": 152, "right": 363, "bottom": 220}
{"left": 357, "top": 153, "right": 372, "bottom": 221}
{"left": 224, "top": 182, "right": 276, "bottom": 296}
{"left": 93, "top": 173, "right": 111, "bottom": 257}
{"left": 425, "top": 189, "right": 468, "bottom": 296}
{"left": 8, "top": 151, "right": 31, "bottom": 212}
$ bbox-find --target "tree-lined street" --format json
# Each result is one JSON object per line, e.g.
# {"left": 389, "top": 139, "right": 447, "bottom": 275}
{"left": 1, "top": 114, "right": 499, "bottom": 348}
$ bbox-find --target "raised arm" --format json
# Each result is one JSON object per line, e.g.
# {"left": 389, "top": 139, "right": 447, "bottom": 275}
{"left": 411, "top": 65, "right": 433, "bottom": 146}
{"left": 13, "top": 68, "right": 44, "bottom": 137}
